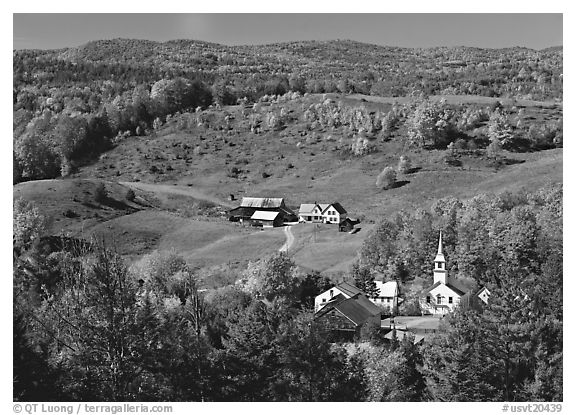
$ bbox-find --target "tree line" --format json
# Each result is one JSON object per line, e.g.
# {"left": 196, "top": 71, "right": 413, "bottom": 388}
{"left": 13, "top": 184, "right": 562, "bottom": 401}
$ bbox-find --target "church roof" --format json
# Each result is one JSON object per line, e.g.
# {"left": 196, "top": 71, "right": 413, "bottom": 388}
{"left": 422, "top": 281, "right": 466, "bottom": 296}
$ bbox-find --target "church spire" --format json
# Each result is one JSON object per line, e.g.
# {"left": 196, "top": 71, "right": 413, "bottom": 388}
{"left": 433, "top": 231, "right": 448, "bottom": 284}
{"left": 437, "top": 230, "right": 443, "bottom": 255}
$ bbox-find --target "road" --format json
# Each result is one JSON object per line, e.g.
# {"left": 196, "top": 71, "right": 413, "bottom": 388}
{"left": 279, "top": 225, "right": 295, "bottom": 253}
{"left": 119, "top": 181, "right": 235, "bottom": 208}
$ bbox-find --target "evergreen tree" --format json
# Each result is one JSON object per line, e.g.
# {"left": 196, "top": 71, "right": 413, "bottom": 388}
{"left": 351, "top": 262, "right": 379, "bottom": 298}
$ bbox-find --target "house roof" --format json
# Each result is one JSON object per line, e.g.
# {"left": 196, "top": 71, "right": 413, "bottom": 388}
{"left": 335, "top": 281, "right": 363, "bottom": 297}
{"left": 324, "top": 202, "right": 347, "bottom": 214}
{"left": 251, "top": 210, "right": 280, "bottom": 221}
{"left": 374, "top": 280, "right": 399, "bottom": 298}
{"left": 316, "top": 293, "right": 380, "bottom": 326}
{"left": 384, "top": 330, "right": 425, "bottom": 344}
{"left": 240, "top": 197, "right": 284, "bottom": 208}
{"left": 298, "top": 203, "right": 319, "bottom": 215}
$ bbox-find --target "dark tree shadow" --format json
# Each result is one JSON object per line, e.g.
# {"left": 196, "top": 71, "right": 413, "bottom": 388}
{"left": 391, "top": 180, "right": 410, "bottom": 189}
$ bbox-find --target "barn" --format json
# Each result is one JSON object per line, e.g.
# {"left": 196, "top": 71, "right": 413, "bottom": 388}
{"left": 250, "top": 210, "right": 282, "bottom": 228}
{"left": 314, "top": 292, "right": 381, "bottom": 341}
{"left": 228, "top": 197, "right": 297, "bottom": 224}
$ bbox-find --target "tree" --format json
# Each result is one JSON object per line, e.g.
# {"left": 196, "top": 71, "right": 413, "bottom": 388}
{"left": 14, "top": 131, "right": 61, "bottom": 180}
{"left": 351, "top": 262, "right": 379, "bottom": 298}
{"left": 422, "top": 309, "right": 504, "bottom": 401}
{"left": 376, "top": 167, "right": 397, "bottom": 190}
{"left": 487, "top": 110, "right": 515, "bottom": 148}
{"left": 406, "top": 99, "right": 453, "bottom": 148}
{"left": 397, "top": 155, "right": 412, "bottom": 174}
{"left": 240, "top": 252, "right": 303, "bottom": 304}
{"left": 93, "top": 182, "right": 107, "bottom": 204}
{"left": 13, "top": 198, "right": 46, "bottom": 254}
{"left": 54, "top": 115, "right": 88, "bottom": 175}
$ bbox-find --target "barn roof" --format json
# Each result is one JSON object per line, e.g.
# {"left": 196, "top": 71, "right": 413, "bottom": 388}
{"left": 227, "top": 206, "right": 256, "bottom": 217}
{"left": 335, "top": 281, "right": 364, "bottom": 297}
{"left": 240, "top": 197, "right": 284, "bottom": 208}
{"left": 251, "top": 210, "right": 280, "bottom": 221}
{"left": 374, "top": 280, "right": 399, "bottom": 298}
{"left": 316, "top": 293, "right": 381, "bottom": 326}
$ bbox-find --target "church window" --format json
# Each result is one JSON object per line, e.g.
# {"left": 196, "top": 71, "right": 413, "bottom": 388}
{"left": 436, "top": 294, "right": 442, "bottom": 304}
{"left": 426, "top": 296, "right": 431, "bottom": 303}
{"left": 448, "top": 297, "right": 453, "bottom": 304}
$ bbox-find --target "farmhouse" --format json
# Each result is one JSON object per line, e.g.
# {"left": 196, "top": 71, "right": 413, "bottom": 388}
{"left": 298, "top": 202, "right": 347, "bottom": 224}
{"left": 315, "top": 281, "right": 362, "bottom": 312}
{"left": 228, "top": 197, "right": 297, "bottom": 224}
{"left": 419, "top": 232, "right": 466, "bottom": 315}
{"left": 372, "top": 280, "right": 400, "bottom": 314}
{"left": 314, "top": 292, "right": 381, "bottom": 339}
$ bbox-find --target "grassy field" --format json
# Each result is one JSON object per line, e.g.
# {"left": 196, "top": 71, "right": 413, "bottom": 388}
{"left": 288, "top": 223, "right": 375, "bottom": 276}
{"left": 18, "top": 93, "right": 562, "bottom": 289}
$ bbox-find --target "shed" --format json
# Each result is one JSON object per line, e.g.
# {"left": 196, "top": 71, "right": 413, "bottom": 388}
{"left": 339, "top": 218, "right": 355, "bottom": 232}
{"left": 250, "top": 210, "right": 282, "bottom": 227}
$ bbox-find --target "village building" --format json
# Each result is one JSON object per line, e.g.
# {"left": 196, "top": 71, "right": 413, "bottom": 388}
{"left": 419, "top": 232, "right": 466, "bottom": 315}
{"left": 314, "top": 281, "right": 362, "bottom": 312}
{"left": 372, "top": 280, "right": 400, "bottom": 314}
{"left": 250, "top": 210, "right": 282, "bottom": 228}
{"left": 298, "top": 202, "right": 348, "bottom": 224}
{"left": 314, "top": 292, "right": 381, "bottom": 340}
{"left": 228, "top": 197, "right": 297, "bottom": 224}
{"left": 338, "top": 218, "right": 355, "bottom": 232}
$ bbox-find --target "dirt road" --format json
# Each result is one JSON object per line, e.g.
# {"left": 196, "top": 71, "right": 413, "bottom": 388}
{"left": 279, "top": 225, "right": 295, "bottom": 253}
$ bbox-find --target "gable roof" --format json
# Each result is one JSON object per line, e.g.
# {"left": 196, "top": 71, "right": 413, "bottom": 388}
{"left": 298, "top": 203, "right": 318, "bottom": 215}
{"left": 316, "top": 293, "right": 380, "bottom": 326}
{"left": 240, "top": 197, "right": 284, "bottom": 208}
{"left": 324, "top": 202, "right": 347, "bottom": 215}
{"left": 423, "top": 281, "right": 465, "bottom": 296}
{"left": 227, "top": 206, "right": 256, "bottom": 217}
{"left": 374, "top": 280, "right": 399, "bottom": 298}
{"left": 251, "top": 210, "right": 280, "bottom": 221}
{"left": 335, "top": 281, "right": 363, "bottom": 297}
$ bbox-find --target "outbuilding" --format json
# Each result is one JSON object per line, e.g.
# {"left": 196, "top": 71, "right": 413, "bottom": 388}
{"left": 250, "top": 210, "right": 282, "bottom": 228}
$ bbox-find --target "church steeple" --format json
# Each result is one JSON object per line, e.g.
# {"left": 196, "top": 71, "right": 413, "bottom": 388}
{"left": 433, "top": 231, "right": 448, "bottom": 284}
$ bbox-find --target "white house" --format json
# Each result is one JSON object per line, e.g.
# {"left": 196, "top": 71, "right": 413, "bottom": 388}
{"left": 314, "top": 281, "right": 362, "bottom": 312}
{"left": 476, "top": 286, "right": 491, "bottom": 304}
{"left": 420, "top": 232, "right": 465, "bottom": 315}
{"left": 372, "top": 280, "right": 400, "bottom": 314}
{"left": 298, "top": 202, "right": 347, "bottom": 224}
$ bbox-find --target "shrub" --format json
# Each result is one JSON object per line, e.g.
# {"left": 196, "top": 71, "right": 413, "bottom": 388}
{"left": 376, "top": 167, "right": 397, "bottom": 189}
{"left": 126, "top": 188, "right": 136, "bottom": 202}
{"left": 397, "top": 155, "right": 412, "bottom": 174}
{"left": 94, "top": 182, "right": 107, "bottom": 203}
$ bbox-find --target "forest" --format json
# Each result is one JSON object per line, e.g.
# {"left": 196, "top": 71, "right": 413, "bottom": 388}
{"left": 13, "top": 39, "right": 562, "bottom": 184}
{"left": 13, "top": 38, "right": 563, "bottom": 402}
{"left": 13, "top": 185, "right": 562, "bottom": 401}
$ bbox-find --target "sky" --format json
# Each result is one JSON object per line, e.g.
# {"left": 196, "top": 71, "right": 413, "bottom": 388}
{"left": 13, "top": 13, "right": 563, "bottom": 51}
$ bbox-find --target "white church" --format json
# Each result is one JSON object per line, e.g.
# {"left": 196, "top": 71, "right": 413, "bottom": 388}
{"left": 420, "top": 232, "right": 466, "bottom": 315}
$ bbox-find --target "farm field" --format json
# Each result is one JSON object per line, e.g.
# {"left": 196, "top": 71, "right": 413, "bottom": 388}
{"left": 289, "top": 222, "right": 375, "bottom": 275}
